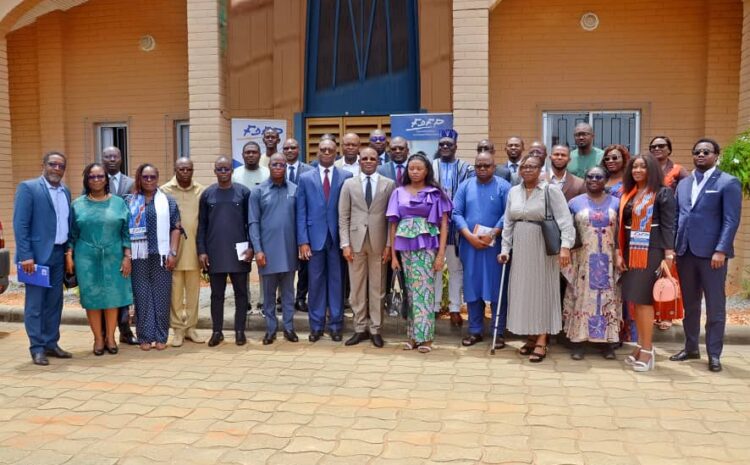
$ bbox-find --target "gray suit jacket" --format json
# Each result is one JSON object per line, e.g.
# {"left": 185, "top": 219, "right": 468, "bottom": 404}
{"left": 338, "top": 175, "right": 395, "bottom": 254}
{"left": 111, "top": 172, "right": 134, "bottom": 197}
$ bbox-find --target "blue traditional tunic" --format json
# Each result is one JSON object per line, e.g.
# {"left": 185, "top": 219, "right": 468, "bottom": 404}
{"left": 452, "top": 176, "right": 511, "bottom": 303}
{"left": 248, "top": 179, "right": 298, "bottom": 275}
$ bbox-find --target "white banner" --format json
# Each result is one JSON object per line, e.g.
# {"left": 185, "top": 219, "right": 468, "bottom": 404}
{"left": 230, "top": 118, "right": 288, "bottom": 168}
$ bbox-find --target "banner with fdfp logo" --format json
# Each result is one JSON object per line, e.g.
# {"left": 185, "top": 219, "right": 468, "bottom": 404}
{"left": 230, "top": 119, "right": 288, "bottom": 168}
{"left": 390, "top": 113, "right": 453, "bottom": 157}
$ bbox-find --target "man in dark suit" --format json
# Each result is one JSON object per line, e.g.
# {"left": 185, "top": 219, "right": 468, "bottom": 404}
{"left": 369, "top": 129, "right": 390, "bottom": 165}
{"left": 548, "top": 144, "right": 586, "bottom": 202}
{"left": 13, "top": 152, "right": 72, "bottom": 366}
{"left": 102, "top": 146, "right": 137, "bottom": 345}
{"left": 499, "top": 136, "right": 524, "bottom": 185}
{"left": 283, "top": 138, "right": 314, "bottom": 312}
{"left": 669, "top": 138, "right": 742, "bottom": 372}
{"left": 378, "top": 136, "right": 408, "bottom": 186}
{"left": 297, "top": 138, "right": 353, "bottom": 342}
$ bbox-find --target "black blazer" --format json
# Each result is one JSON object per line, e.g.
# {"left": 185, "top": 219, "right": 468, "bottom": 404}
{"left": 622, "top": 186, "right": 675, "bottom": 250}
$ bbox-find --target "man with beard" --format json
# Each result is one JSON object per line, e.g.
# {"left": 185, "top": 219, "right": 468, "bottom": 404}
{"left": 432, "top": 129, "right": 473, "bottom": 327}
{"left": 568, "top": 123, "right": 604, "bottom": 178}
{"left": 548, "top": 145, "right": 585, "bottom": 202}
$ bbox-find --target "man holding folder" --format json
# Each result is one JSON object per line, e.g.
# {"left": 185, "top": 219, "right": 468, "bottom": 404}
{"left": 13, "top": 152, "right": 72, "bottom": 366}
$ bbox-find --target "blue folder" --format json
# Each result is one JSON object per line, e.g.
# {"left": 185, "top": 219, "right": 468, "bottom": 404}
{"left": 17, "top": 263, "right": 51, "bottom": 288}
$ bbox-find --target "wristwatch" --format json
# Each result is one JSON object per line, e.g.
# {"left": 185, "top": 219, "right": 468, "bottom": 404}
{"left": 169, "top": 249, "right": 178, "bottom": 257}
{"left": 665, "top": 254, "right": 675, "bottom": 260}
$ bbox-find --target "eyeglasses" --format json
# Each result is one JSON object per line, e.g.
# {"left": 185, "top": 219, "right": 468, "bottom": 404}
{"left": 649, "top": 143, "right": 668, "bottom": 150}
{"left": 283, "top": 146, "right": 298, "bottom": 151}
{"left": 47, "top": 162, "right": 66, "bottom": 170}
{"left": 520, "top": 165, "right": 540, "bottom": 171}
{"left": 370, "top": 136, "right": 386, "bottom": 143}
{"left": 270, "top": 162, "right": 286, "bottom": 168}
{"left": 87, "top": 174, "right": 106, "bottom": 180}
{"left": 574, "top": 132, "right": 592, "bottom": 137}
{"left": 476, "top": 146, "right": 491, "bottom": 152}
{"left": 528, "top": 150, "right": 544, "bottom": 156}
{"left": 176, "top": 168, "right": 193, "bottom": 172}
{"left": 391, "top": 146, "right": 407, "bottom": 151}
{"left": 141, "top": 175, "right": 158, "bottom": 181}
{"left": 692, "top": 149, "right": 713, "bottom": 156}
{"left": 602, "top": 155, "right": 622, "bottom": 161}
{"left": 475, "top": 164, "right": 494, "bottom": 170}
{"left": 214, "top": 167, "right": 231, "bottom": 173}
{"left": 438, "top": 142, "right": 454, "bottom": 148}
{"left": 585, "top": 174, "right": 605, "bottom": 181}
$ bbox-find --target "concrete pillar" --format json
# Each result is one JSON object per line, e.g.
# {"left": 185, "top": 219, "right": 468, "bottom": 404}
{"left": 35, "top": 11, "right": 66, "bottom": 153}
{"left": 0, "top": 37, "right": 14, "bottom": 248}
{"left": 187, "top": 0, "right": 230, "bottom": 185}
{"left": 452, "top": 0, "right": 489, "bottom": 161}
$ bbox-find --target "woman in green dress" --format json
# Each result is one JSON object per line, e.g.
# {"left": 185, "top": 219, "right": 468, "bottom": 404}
{"left": 66, "top": 163, "right": 133, "bottom": 356}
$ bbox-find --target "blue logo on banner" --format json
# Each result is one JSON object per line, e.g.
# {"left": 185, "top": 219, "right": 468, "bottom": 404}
{"left": 390, "top": 113, "right": 453, "bottom": 140}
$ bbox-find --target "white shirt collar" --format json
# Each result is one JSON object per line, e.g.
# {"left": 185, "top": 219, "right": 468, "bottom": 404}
{"left": 693, "top": 166, "right": 716, "bottom": 181}
{"left": 360, "top": 172, "right": 379, "bottom": 183}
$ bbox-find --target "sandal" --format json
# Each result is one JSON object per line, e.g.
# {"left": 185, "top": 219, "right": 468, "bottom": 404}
{"left": 657, "top": 320, "right": 673, "bottom": 331}
{"left": 529, "top": 345, "right": 547, "bottom": 363}
{"left": 519, "top": 337, "right": 536, "bottom": 355}
{"left": 155, "top": 342, "right": 167, "bottom": 351}
{"left": 403, "top": 341, "right": 417, "bottom": 351}
{"left": 633, "top": 348, "right": 655, "bottom": 372}
{"left": 139, "top": 342, "right": 151, "bottom": 351}
{"left": 417, "top": 345, "right": 433, "bottom": 354}
{"left": 624, "top": 345, "right": 641, "bottom": 366}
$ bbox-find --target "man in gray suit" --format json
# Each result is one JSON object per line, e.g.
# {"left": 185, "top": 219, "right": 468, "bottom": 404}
{"left": 339, "top": 147, "right": 395, "bottom": 348}
{"left": 102, "top": 146, "right": 137, "bottom": 345}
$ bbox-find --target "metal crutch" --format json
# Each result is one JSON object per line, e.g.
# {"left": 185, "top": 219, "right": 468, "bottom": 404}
{"left": 490, "top": 262, "right": 508, "bottom": 355}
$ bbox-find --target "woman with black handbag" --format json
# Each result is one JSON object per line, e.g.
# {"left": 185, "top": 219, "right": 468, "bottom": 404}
{"left": 498, "top": 154, "right": 575, "bottom": 362}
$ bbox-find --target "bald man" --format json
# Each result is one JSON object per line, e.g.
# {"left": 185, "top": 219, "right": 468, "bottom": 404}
{"left": 335, "top": 132, "right": 361, "bottom": 176}
{"left": 568, "top": 123, "right": 604, "bottom": 177}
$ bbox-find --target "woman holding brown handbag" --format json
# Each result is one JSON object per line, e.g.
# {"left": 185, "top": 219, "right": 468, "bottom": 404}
{"left": 616, "top": 153, "right": 676, "bottom": 372}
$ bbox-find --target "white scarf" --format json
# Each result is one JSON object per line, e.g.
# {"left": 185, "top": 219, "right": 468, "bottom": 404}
{"left": 131, "top": 189, "right": 171, "bottom": 261}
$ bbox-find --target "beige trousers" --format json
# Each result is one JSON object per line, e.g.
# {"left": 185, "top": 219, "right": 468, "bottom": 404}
{"left": 170, "top": 269, "right": 201, "bottom": 330}
{"left": 348, "top": 236, "right": 386, "bottom": 334}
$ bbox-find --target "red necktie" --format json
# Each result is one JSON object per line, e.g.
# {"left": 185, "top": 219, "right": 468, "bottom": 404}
{"left": 323, "top": 168, "right": 331, "bottom": 201}
{"left": 396, "top": 165, "right": 403, "bottom": 186}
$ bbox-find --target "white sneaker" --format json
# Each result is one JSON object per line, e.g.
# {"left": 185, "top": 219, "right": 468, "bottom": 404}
{"left": 172, "top": 329, "right": 185, "bottom": 347}
{"left": 185, "top": 328, "right": 205, "bottom": 344}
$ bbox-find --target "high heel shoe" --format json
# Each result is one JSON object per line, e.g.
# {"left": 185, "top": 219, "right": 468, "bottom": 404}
{"left": 93, "top": 343, "right": 105, "bottom": 356}
{"left": 624, "top": 345, "right": 641, "bottom": 366}
{"left": 632, "top": 348, "right": 655, "bottom": 372}
{"left": 105, "top": 339, "right": 118, "bottom": 355}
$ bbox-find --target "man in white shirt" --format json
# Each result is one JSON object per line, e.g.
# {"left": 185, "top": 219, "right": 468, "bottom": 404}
{"left": 335, "top": 132, "right": 361, "bottom": 176}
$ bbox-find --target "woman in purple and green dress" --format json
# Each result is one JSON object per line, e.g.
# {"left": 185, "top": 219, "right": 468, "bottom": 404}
{"left": 387, "top": 153, "right": 452, "bottom": 353}
{"left": 562, "top": 166, "right": 622, "bottom": 360}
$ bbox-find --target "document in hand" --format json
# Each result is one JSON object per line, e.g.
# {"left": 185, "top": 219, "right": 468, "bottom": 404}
{"left": 473, "top": 224, "right": 496, "bottom": 247}
{"left": 17, "top": 263, "right": 51, "bottom": 288}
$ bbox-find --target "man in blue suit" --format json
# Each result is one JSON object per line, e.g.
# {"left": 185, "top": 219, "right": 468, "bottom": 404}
{"left": 13, "top": 152, "right": 72, "bottom": 366}
{"left": 669, "top": 138, "right": 741, "bottom": 372}
{"left": 297, "top": 138, "right": 353, "bottom": 342}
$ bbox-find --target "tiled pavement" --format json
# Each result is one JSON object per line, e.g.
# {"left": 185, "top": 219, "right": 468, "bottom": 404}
{"left": 0, "top": 323, "right": 749, "bottom": 465}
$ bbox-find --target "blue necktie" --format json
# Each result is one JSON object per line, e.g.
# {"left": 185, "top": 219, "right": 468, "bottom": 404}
{"left": 695, "top": 171, "right": 704, "bottom": 184}
{"left": 288, "top": 165, "right": 295, "bottom": 183}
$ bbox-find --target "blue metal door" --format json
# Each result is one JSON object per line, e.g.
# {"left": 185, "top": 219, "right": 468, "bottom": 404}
{"left": 304, "top": 0, "right": 420, "bottom": 116}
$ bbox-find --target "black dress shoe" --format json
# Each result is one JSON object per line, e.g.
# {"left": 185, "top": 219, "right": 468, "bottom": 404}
{"left": 669, "top": 349, "right": 701, "bottom": 361}
{"left": 345, "top": 332, "right": 370, "bottom": 346}
{"left": 208, "top": 332, "right": 224, "bottom": 347}
{"left": 309, "top": 331, "right": 322, "bottom": 342}
{"left": 371, "top": 334, "right": 384, "bottom": 348}
{"left": 709, "top": 357, "right": 722, "bottom": 372}
{"left": 461, "top": 334, "right": 483, "bottom": 347}
{"left": 283, "top": 330, "right": 299, "bottom": 343}
{"left": 119, "top": 325, "right": 138, "bottom": 345}
{"left": 296, "top": 300, "right": 308, "bottom": 313}
{"left": 330, "top": 331, "right": 343, "bottom": 342}
{"left": 262, "top": 333, "right": 276, "bottom": 345}
{"left": 235, "top": 331, "right": 247, "bottom": 346}
{"left": 45, "top": 347, "right": 72, "bottom": 358}
{"left": 31, "top": 352, "right": 49, "bottom": 366}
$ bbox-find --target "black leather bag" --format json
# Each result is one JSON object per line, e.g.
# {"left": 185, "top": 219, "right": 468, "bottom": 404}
{"left": 537, "top": 185, "right": 561, "bottom": 256}
{"left": 385, "top": 270, "right": 408, "bottom": 320}
{"left": 63, "top": 272, "right": 78, "bottom": 289}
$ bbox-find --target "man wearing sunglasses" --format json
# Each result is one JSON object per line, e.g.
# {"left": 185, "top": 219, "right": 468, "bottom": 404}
{"left": 14, "top": 152, "right": 72, "bottom": 366}
{"left": 432, "top": 129, "right": 473, "bottom": 326}
{"left": 670, "top": 138, "right": 742, "bottom": 373}
{"left": 369, "top": 129, "right": 390, "bottom": 165}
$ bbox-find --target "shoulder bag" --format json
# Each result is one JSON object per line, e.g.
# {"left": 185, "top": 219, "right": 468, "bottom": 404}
{"left": 385, "top": 269, "right": 409, "bottom": 320}
{"left": 537, "top": 185, "right": 562, "bottom": 256}
{"left": 653, "top": 260, "right": 680, "bottom": 304}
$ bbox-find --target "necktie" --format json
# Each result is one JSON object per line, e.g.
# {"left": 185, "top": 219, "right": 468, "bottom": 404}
{"left": 695, "top": 171, "right": 704, "bottom": 184}
{"left": 323, "top": 168, "right": 331, "bottom": 201}
{"left": 110, "top": 175, "right": 118, "bottom": 194}
{"left": 510, "top": 163, "right": 518, "bottom": 174}
{"left": 288, "top": 165, "right": 295, "bottom": 183}
{"left": 365, "top": 176, "right": 373, "bottom": 208}
{"left": 396, "top": 165, "right": 403, "bottom": 186}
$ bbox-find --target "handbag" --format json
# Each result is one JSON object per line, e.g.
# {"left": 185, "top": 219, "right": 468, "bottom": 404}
{"left": 63, "top": 272, "right": 78, "bottom": 289}
{"left": 537, "top": 185, "right": 562, "bottom": 256}
{"left": 385, "top": 269, "right": 409, "bottom": 320}
{"left": 653, "top": 260, "right": 680, "bottom": 303}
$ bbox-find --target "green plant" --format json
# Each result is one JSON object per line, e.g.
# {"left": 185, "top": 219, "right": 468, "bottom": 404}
{"left": 718, "top": 130, "right": 750, "bottom": 198}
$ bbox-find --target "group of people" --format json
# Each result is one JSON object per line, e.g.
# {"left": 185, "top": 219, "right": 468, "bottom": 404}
{"left": 13, "top": 125, "right": 741, "bottom": 373}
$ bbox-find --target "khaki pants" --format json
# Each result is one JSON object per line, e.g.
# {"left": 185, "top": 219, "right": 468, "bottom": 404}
{"left": 434, "top": 244, "right": 463, "bottom": 313}
{"left": 349, "top": 237, "right": 386, "bottom": 334}
{"left": 170, "top": 269, "right": 201, "bottom": 330}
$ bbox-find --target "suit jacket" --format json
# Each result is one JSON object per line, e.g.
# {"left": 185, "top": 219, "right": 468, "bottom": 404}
{"left": 13, "top": 176, "right": 71, "bottom": 264}
{"left": 111, "top": 172, "right": 134, "bottom": 197}
{"left": 559, "top": 173, "right": 586, "bottom": 202}
{"left": 287, "top": 161, "right": 313, "bottom": 183}
{"left": 494, "top": 165, "right": 512, "bottom": 184}
{"left": 296, "top": 166, "right": 353, "bottom": 251}
{"left": 338, "top": 175, "right": 396, "bottom": 254}
{"left": 675, "top": 169, "right": 742, "bottom": 258}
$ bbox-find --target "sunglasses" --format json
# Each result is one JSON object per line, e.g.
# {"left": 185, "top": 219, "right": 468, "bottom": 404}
{"left": 270, "top": 162, "right": 286, "bottom": 168}
{"left": 370, "top": 136, "right": 386, "bottom": 143}
{"left": 176, "top": 167, "right": 193, "bottom": 172}
{"left": 649, "top": 143, "right": 668, "bottom": 150}
{"left": 141, "top": 175, "right": 158, "bottom": 181}
{"left": 47, "top": 162, "right": 66, "bottom": 170}
{"left": 476, "top": 146, "right": 491, "bottom": 152}
{"left": 214, "top": 167, "right": 232, "bottom": 173}
{"left": 574, "top": 132, "right": 592, "bottom": 137}
{"left": 692, "top": 149, "right": 713, "bottom": 156}
{"left": 586, "top": 174, "right": 605, "bottom": 181}
{"left": 603, "top": 155, "right": 621, "bottom": 161}
{"left": 283, "top": 146, "right": 298, "bottom": 151}
{"left": 439, "top": 142, "right": 454, "bottom": 148}
{"left": 475, "top": 164, "right": 494, "bottom": 170}
{"left": 87, "top": 174, "right": 106, "bottom": 180}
